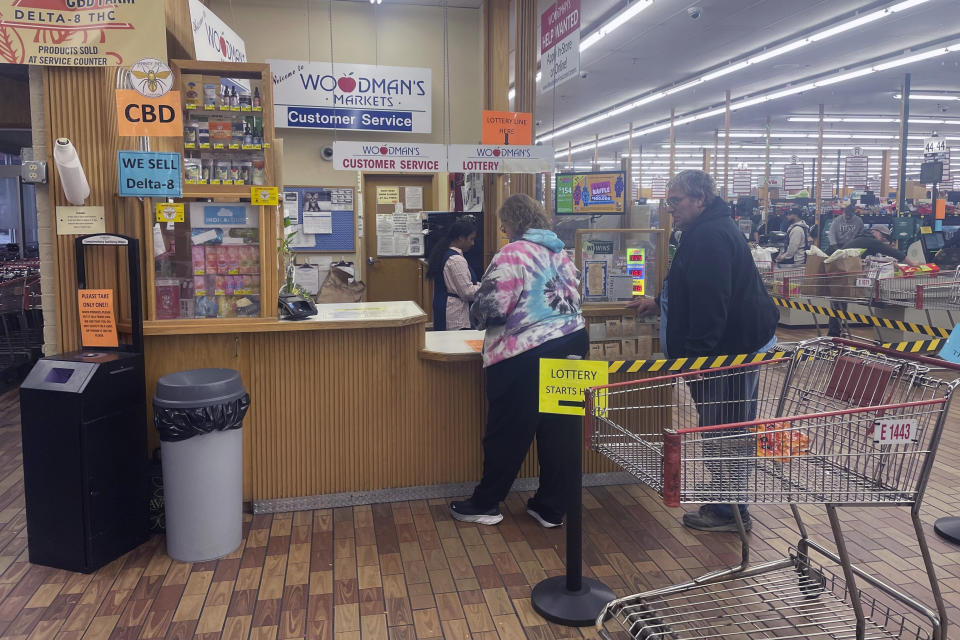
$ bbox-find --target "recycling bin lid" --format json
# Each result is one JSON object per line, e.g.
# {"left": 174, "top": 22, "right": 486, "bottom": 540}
{"left": 154, "top": 368, "right": 246, "bottom": 409}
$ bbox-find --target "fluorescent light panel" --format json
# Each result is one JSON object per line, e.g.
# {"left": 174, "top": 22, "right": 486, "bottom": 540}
{"left": 558, "top": 39, "right": 960, "bottom": 158}
{"left": 539, "top": 0, "right": 935, "bottom": 142}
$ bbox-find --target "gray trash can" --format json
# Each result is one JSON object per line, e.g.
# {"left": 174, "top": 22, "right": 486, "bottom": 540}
{"left": 153, "top": 369, "right": 249, "bottom": 562}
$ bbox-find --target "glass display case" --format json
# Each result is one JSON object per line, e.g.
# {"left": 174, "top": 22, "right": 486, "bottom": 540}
{"left": 170, "top": 60, "right": 275, "bottom": 199}
{"left": 153, "top": 203, "right": 262, "bottom": 319}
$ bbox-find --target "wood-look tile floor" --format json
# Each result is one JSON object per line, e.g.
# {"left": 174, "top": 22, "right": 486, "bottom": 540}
{"left": 1, "top": 334, "right": 960, "bottom": 638}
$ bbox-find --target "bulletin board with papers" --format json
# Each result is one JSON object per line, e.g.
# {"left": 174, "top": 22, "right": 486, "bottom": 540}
{"left": 375, "top": 185, "right": 425, "bottom": 257}
{"left": 283, "top": 186, "right": 356, "bottom": 252}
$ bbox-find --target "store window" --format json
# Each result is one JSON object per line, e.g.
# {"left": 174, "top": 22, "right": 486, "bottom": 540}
{"left": 154, "top": 203, "right": 261, "bottom": 319}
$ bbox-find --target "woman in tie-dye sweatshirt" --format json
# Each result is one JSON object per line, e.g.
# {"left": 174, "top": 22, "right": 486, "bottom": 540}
{"left": 450, "top": 194, "right": 586, "bottom": 528}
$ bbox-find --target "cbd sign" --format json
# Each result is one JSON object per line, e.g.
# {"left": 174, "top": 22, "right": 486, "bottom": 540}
{"left": 115, "top": 90, "right": 182, "bottom": 137}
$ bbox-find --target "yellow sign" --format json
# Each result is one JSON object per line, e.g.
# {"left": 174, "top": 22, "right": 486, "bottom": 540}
{"left": 0, "top": 0, "right": 167, "bottom": 67}
{"left": 78, "top": 289, "right": 118, "bottom": 348}
{"left": 251, "top": 187, "right": 279, "bottom": 206}
{"left": 921, "top": 226, "right": 932, "bottom": 234}
{"left": 56, "top": 206, "right": 105, "bottom": 235}
{"left": 539, "top": 358, "right": 609, "bottom": 416}
{"left": 155, "top": 202, "right": 184, "bottom": 223}
{"left": 377, "top": 186, "right": 400, "bottom": 204}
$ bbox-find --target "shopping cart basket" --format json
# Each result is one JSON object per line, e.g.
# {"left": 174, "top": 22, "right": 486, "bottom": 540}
{"left": 589, "top": 338, "right": 957, "bottom": 640}
{"left": 876, "top": 271, "right": 960, "bottom": 307}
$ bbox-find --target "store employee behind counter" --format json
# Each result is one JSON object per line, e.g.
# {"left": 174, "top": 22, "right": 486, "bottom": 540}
{"left": 427, "top": 217, "right": 479, "bottom": 331}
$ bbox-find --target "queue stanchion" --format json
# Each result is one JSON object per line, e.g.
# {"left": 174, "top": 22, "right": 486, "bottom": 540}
{"left": 532, "top": 357, "right": 614, "bottom": 626}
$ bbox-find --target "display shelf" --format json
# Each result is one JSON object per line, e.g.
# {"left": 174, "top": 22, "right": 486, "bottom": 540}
{"left": 170, "top": 60, "right": 276, "bottom": 199}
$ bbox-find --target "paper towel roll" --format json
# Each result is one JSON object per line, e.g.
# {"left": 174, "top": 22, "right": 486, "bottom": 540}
{"left": 53, "top": 138, "right": 90, "bottom": 206}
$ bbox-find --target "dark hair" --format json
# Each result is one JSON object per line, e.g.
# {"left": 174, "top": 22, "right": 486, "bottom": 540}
{"left": 427, "top": 217, "right": 477, "bottom": 279}
{"left": 788, "top": 208, "right": 804, "bottom": 219}
{"left": 844, "top": 203, "right": 857, "bottom": 216}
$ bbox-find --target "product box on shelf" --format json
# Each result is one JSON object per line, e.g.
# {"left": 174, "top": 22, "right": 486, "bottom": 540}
{"left": 621, "top": 315, "right": 637, "bottom": 337}
{"left": 603, "top": 341, "right": 621, "bottom": 359}
{"left": 605, "top": 318, "right": 622, "bottom": 338}
{"left": 589, "top": 343, "right": 604, "bottom": 360}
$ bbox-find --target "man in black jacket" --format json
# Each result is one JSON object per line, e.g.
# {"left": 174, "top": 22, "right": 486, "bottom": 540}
{"left": 630, "top": 170, "right": 779, "bottom": 532}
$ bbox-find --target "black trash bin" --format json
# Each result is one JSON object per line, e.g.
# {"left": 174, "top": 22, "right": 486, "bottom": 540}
{"left": 153, "top": 368, "right": 249, "bottom": 562}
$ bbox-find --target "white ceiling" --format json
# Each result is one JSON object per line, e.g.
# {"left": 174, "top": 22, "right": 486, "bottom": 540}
{"left": 528, "top": 0, "right": 960, "bottom": 177}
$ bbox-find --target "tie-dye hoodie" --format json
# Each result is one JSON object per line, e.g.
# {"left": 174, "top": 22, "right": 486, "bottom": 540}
{"left": 469, "top": 229, "right": 584, "bottom": 367}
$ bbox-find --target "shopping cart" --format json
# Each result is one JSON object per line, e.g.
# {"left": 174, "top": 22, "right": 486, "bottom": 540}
{"left": 876, "top": 269, "right": 960, "bottom": 307}
{"left": 588, "top": 338, "right": 956, "bottom": 640}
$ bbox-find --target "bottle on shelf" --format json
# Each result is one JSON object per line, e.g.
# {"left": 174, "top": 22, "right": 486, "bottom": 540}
{"left": 252, "top": 86, "right": 261, "bottom": 108}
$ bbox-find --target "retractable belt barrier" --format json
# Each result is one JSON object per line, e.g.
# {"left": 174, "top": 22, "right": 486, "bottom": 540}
{"left": 771, "top": 295, "right": 951, "bottom": 338}
{"left": 606, "top": 350, "right": 788, "bottom": 374}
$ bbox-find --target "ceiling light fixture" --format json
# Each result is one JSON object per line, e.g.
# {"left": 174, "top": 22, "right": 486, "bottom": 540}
{"left": 893, "top": 93, "right": 960, "bottom": 101}
{"left": 556, "top": 39, "right": 960, "bottom": 158}
{"left": 538, "top": 0, "right": 934, "bottom": 142}
{"left": 787, "top": 115, "right": 960, "bottom": 124}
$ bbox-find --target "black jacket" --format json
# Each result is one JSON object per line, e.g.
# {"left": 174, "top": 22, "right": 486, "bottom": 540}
{"left": 662, "top": 198, "right": 779, "bottom": 357}
{"left": 842, "top": 232, "right": 906, "bottom": 262}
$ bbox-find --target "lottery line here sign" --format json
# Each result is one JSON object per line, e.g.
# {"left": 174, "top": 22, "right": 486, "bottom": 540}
{"left": 78, "top": 289, "right": 118, "bottom": 349}
{"left": 539, "top": 358, "right": 608, "bottom": 416}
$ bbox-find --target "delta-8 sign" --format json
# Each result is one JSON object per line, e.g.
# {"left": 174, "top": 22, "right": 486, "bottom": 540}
{"left": 268, "top": 60, "right": 431, "bottom": 133}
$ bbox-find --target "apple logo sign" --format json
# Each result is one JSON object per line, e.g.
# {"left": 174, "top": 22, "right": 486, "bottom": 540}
{"left": 493, "top": 149, "right": 501, "bottom": 157}
{"left": 337, "top": 74, "right": 357, "bottom": 93}
{"left": 220, "top": 36, "right": 228, "bottom": 57}
{"left": 379, "top": 147, "right": 389, "bottom": 155}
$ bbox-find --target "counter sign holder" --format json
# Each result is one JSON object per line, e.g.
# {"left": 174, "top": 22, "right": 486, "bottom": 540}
{"left": 534, "top": 357, "right": 614, "bottom": 626}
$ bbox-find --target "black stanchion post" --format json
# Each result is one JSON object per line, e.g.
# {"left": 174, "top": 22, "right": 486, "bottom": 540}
{"left": 531, "top": 387, "right": 614, "bottom": 626}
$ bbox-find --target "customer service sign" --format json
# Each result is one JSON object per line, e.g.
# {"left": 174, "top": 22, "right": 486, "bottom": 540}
{"left": 269, "top": 60, "right": 431, "bottom": 134}
{"left": 0, "top": 0, "right": 167, "bottom": 66}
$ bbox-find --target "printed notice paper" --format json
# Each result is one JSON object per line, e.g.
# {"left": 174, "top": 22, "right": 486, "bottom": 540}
{"left": 78, "top": 289, "right": 119, "bottom": 348}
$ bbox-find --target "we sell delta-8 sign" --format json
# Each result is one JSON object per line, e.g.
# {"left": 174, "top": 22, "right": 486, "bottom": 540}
{"left": 269, "top": 60, "right": 431, "bottom": 133}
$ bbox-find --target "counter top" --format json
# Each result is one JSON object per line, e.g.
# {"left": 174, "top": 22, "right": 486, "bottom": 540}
{"left": 420, "top": 330, "right": 485, "bottom": 362}
{"left": 144, "top": 301, "right": 427, "bottom": 335}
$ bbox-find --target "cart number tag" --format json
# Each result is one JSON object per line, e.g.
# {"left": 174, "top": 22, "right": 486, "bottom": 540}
{"left": 873, "top": 419, "right": 916, "bottom": 445}
{"left": 855, "top": 278, "right": 872, "bottom": 288}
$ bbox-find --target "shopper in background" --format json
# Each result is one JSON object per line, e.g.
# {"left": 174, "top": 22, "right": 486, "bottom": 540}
{"left": 776, "top": 208, "right": 809, "bottom": 265}
{"left": 842, "top": 224, "right": 920, "bottom": 265}
{"left": 426, "top": 217, "right": 480, "bottom": 330}
{"left": 827, "top": 204, "right": 864, "bottom": 251}
{"left": 450, "top": 194, "right": 586, "bottom": 528}
{"left": 628, "top": 170, "right": 779, "bottom": 533}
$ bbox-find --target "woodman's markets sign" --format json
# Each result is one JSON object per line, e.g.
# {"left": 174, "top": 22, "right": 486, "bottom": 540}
{"left": 0, "top": 0, "right": 166, "bottom": 66}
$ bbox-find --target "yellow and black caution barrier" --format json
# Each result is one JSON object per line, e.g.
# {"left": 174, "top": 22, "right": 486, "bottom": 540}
{"left": 879, "top": 338, "right": 943, "bottom": 353}
{"left": 771, "top": 296, "right": 951, "bottom": 338}
{"left": 607, "top": 350, "right": 789, "bottom": 374}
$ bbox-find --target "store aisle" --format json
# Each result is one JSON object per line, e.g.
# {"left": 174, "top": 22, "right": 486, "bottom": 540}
{"left": 0, "top": 355, "right": 957, "bottom": 638}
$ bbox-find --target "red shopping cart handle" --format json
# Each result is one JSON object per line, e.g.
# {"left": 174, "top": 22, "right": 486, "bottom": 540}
{"left": 829, "top": 337, "right": 960, "bottom": 371}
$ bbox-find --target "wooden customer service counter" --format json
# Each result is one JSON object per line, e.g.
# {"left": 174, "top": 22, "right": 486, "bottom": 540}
{"left": 143, "top": 302, "right": 624, "bottom": 512}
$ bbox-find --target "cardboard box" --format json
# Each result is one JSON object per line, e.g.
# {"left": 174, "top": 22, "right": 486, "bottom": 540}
{"left": 605, "top": 318, "right": 622, "bottom": 338}
{"left": 589, "top": 343, "right": 604, "bottom": 360}
{"left": 621, "top": 315, "right": 637, "bottom": 337}
{"left": 801, "top": 255, "right": 827, "bottom": 297}
{"left": 621, "top": 339, "right": 637, "bottom": 359}
{"left": 636, "top": 336, "right": 653, "bottom": 358}
{"left": 636, "top": 321, "right": 655, "bottom": 337}
{"left": 825, "top": 255, "right": 862, "bottom": 298}
{"left": 603, "top": 341, "right": 622, "bottom": 359}
{"left": 588, "top": 322, "right": 606, "bottom": 341}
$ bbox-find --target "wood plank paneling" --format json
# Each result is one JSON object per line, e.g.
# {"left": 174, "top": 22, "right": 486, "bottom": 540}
{"left": 146, "top": 322, "right": 619, "bottom": 503}
{"left": 43, "top": 67, "right": 141, "bottom": 353}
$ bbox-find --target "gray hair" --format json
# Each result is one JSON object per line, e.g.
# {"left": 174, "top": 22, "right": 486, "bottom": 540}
{"left": 666, "top": 170, "right": 717, "bottom": 205}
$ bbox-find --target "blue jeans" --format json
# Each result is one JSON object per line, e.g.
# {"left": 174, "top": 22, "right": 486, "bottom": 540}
{"left": 686, "top": 366, "right": 760, "bottom": 518}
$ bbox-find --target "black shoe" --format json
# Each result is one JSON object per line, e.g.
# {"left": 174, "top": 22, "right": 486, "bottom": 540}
{"left": 682, "top": 505, "right": 752, "bottom": 532}
{"left": 449, "top": 500, "right": 503, "bottom": 525}
{"left": 526, "top": 499, "right": 563, "bottom": 528}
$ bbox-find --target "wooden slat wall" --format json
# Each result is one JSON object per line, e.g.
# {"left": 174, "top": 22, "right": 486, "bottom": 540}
{"left": 43, "top": 67, "right": 143, "bottom": 352}
{"left": 145, "top": 323, "right": 622, "bottom": 503}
